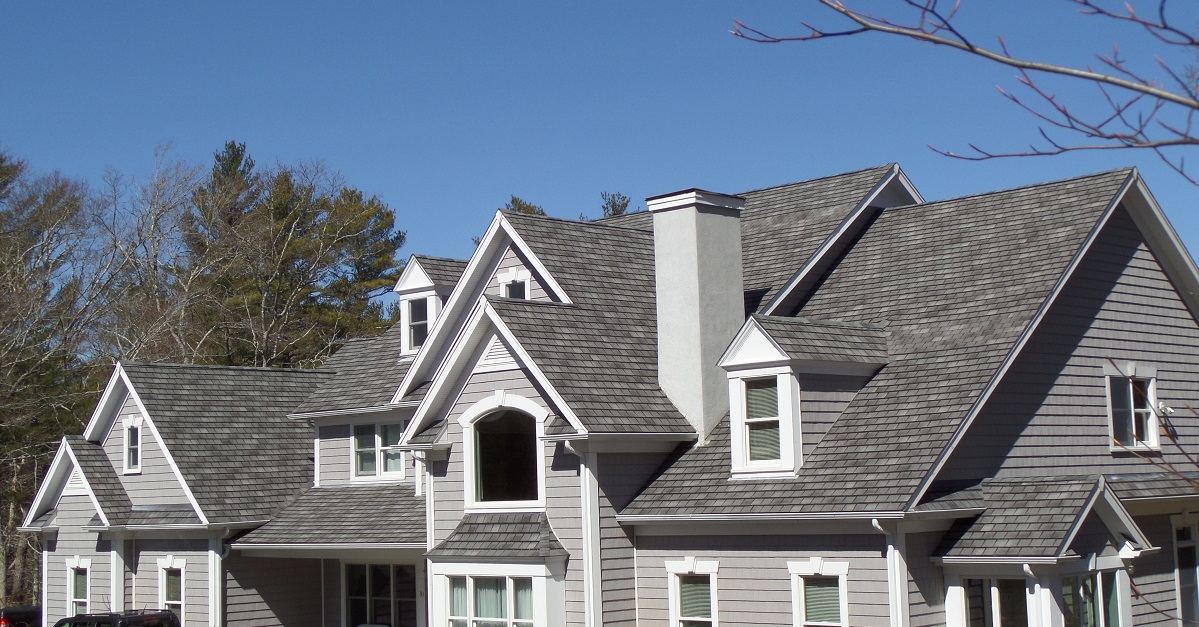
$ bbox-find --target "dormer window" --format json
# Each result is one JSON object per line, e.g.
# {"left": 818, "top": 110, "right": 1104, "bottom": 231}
{"left": 496, "top": 267, "right": 531, "bottom": 300}
{"left": 122, "top": 415, "right": 143, "bottom": 474}
{"left": 401, "top": 294, "right": 438, "bottom": 355}
{"left": 353, "top": 422, "right": 407, "bottom": 479}
{"left": 727, "top": 369, "right": 799, "bottom": 477}
{"left": 745, "top": 378, "right": 781, "bottom": 462}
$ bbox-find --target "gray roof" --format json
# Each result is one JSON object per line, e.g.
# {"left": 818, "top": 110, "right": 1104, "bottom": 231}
{"left": 64, "top": 436, "right": 132, "bottom": 523}
{"left": 121, "top": 362, "right": 334, "bottom": 523}
{"left": 413, "top": 254, "right": 468, "bottom": 287}
{"left": 935, "top": 476, "right": 1101, "bottom": 558}
{"left": 626, "top": 169, "right": 1133, "bottom": 514}
{"left": 292, "top": 323, "right": 412, "bottom": 415}
{"left": 752, "top": 315, "right": 888, "bottom": 364}
{"left": 427, "top": 512, "right": 567, "bottom": 559}
{"left": 236, "top": 483, "right": 425, "bottom": 545}
{"left": 1107, "top": 472, "right": 1199, "bottom": 500}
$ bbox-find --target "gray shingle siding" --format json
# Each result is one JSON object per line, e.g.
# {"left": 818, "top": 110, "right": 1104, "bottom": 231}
{"left": 44, "top": 493, "right": 111, "bottom": 620}
{"left": 100, "top": 395, "right": 191, "bottom": 508}
{"left": 128, "top": 539, "right": 207, "bottom": 626}
{"left": 597, "top": 451, "right": 672, "bottom": 627}
{"left": 1130, "top": 514, "right": 1180, "bottom": 626}
{"left": 905, "top": 530, "right": 946, "bottom": 627}
{"left": 489, "top": 245, "right": 551, "bottom": 301}
{"left": 225, "top": 554, "right": 323, "bottom": 627}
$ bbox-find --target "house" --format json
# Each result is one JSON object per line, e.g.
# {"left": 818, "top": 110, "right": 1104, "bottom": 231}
{"left": 21, "top": 163, "right": 1199, "bottom": 627}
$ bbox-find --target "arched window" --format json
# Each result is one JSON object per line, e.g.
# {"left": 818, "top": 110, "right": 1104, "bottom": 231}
{"left": 474, "top": 410, "right": 538, "bottom": 502}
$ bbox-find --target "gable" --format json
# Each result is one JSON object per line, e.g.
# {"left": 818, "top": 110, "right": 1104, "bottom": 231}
{"left": 99, "top": 392, "right": 192, "bottom": 508}
{"left": 487, "top": 246, "right": 553, "bottom": 302}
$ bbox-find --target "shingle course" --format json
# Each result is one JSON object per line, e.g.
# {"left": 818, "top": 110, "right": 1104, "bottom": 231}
{"left": 292, "top": 324, "right": 411, "bottom": 415}
{"left": 426, "top": 512, "right": 567, "bottom": 558}
{"left": 236, "top": 483, "right": 425, "bottom": 545}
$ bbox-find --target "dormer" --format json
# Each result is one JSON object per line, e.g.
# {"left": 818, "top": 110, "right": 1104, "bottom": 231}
{"left": 393, "top": 254, "right": 467, "bottom": 356}
{"left": 719, "top": 315, "right": 887, "bottom": 478}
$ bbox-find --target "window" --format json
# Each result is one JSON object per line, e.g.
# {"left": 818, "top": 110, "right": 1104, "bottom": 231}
{"left": 70, "top": 567, "right": 88, "bottom": 615}
{"left": 1108, "top": 376, "right": 1157, "bottom": 449}
{"left": 162, "top": 568, "right": 183, "bottom": 623}
{"left": 1062, "top": 572, "right": 1122, "bottom": 627}
{"left": 409, "top": 298, "right": 430, "bottom": 348}
{"left": 1176, "top": 518, "right": 1199, "bottom": 624}
{"left": 346, "top": 564, "right": 418, "bottom": 627}
{"left": 789, "top": 558, "right": 847, "bottom": 627}
{"left": 353, "top": 422, "right": 407, "bottom": 479}
{"left": 448, "top": 575, "right": 533, "bottom": 627}
{"left": 495, "top": 267, "right": 532, "bottom": 301}
{"left": 667, "top": 558, "right": 719, "bottom": 627}
{"left": 745, "top": 378, "right": 781, "bottom": 462}
{"left": 504, "top": 280, "right": 527, "bottom": 300}
{"left": 122, "top": 416, "right": 142, "bottom": 474}
{"left": 964, "top": 578, "right": 1028, "bottom": 627}
{"left": 474, "top": 411, "right": 537, "bottom": 502}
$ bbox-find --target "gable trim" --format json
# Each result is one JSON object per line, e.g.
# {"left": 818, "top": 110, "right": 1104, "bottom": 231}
{"left": 909, "top": 170, "right": 1138, "bottom": 509}
{"left": 21, "top": 439, "right": 83, "bottom": 528}
{"left": 393, "top": 254, "right": 435, "bottom": 294}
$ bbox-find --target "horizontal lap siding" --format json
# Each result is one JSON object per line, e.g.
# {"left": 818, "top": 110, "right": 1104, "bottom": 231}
{"left": 489, "top": 246, "right": 550, "bottom": 301}
{"left": 103, "top": 394, "right": 191, "bottom": 506}
{"left": 225, "top": 554, "right": 322, "bottom": 627}
{"left": 905, "top": 531, "right": 945, "bottom": 627}
{"left": 317, "top": 425, "right": 351, "bottom": 485}
{"left": 129, "top": 539, "right": 207, "bottom": 627}
{"left": 597, "top": 452, "right": 671, "bottom": 627}
{"left": 1131, "top": 514, "right": 1181, "bottom": 626}
{"left": 636, "top": 534, "right": 890, "bottom": 627}
{"left": 798, "top": 374, "right": 868, "bottom": 459}
{"left": 940, "top": 207, "right": 1199, "bottom": 482}
{"left": 46, "top": 494, "right": 111, "bottom": 621}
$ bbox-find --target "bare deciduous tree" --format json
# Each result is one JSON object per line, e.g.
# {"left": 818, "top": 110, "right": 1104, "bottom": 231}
{"left": 733, "top": 0, "right": 1199, "bottom": 182}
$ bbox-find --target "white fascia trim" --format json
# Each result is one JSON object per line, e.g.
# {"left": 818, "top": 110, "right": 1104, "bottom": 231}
{"left": 288, "top": 403, "right": 412, "bottom": 421}
{"left": 393, "top": 254, "right": 436, "bottom": 294}
{"left": 717, "top": 317, "right": 786, "bottom": 368}
{"left": 394, "top": 212, "right": 509, "bottom": 402}
{"left": 497, "top": 216, "right": 573, "bottom": 305}
{"left": 934, "top": 556, "right": 1077, "bottom": 565}
{"left": 1122, "top": 174, "right": 1199, "bottom": 318}
{"left": 1094, "top": 483, "right": 1154, "bottom": 550}
{"left": 22, "top": 438, "right": 71, "bottom": 528}
{"left": 909, "top": 170, "right": 1137, "bottom": 509}
{"left": 617, "top": 511, "right": 905, "bottom": 523}
{"left": 230, "top": 542, "right": 426, "bottom": 551}
{"left": 763, "top": 164, "right": 908, "bottom": 316}
{"left": 119, "top": 368, "right": 210, "bottom": 525}
{"left": 1056, "top": 478, "right": 1106, "bottom": 557}
{"left": 82, "top": 365, "right": 127, "bottom": 441}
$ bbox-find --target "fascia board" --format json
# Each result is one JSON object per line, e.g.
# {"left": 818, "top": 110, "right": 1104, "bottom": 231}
{"left": 893, "top": 166, "right": 925, "bottom": 204}
{"left": 1056, "top": 479, "right": 1106, "bottom": 557}
{"left": 392, "top": 255, "right": 435, "bottom": 294}
{"left": 616, "top": 511, "right": 904, "bottom": 523}
{"left": 21, "top": 438, "right": 71, "bottom": 528}
{"left": 394, "top": 212, "right": 509, "bottom": 403}
{"left": 763, "top": 164, "right": 905, "bottom": 316}
{"left": 498, "top": 218, "right": 573, "bottom": 305}
{"left": 908, "top": 170, "right": 1137, "bottom": 510}
{"left": 82, "top": 365, "right": 128, "bottom": 441}
{"left": 717, "top": 317, "right": 785, "bottom": 368}
{"left": 1092, "top": 481, "right": 1154, "bottom": 550}
{"left": 289, "top": 403, "right": 415, "bottom": 421}
{"left": 1121, "top": 174, "right": 1199, "bottom": 319}
{"left": 936, "top": 556, "right": 1075, "bottom": 565}
{"left": 230, "top": 542, "right": 426, "bottom": 550}
{"left": 119, "top": 369, "right": 210, "bottom": 525}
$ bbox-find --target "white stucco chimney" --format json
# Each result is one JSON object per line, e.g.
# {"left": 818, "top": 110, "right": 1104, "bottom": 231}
{"left": 646, "top": 188, "right": 745, "bottom": 439}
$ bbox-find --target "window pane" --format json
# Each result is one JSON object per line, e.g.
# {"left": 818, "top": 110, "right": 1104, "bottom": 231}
{"left": 384, "top": 450, "right": 404, "bottom": 473}
{"left": 347, "top": 564, "right": 368, "bottom": 596}
{"left": 965, "top": 579, "right": 988, "bottom": 627}
{"left": 164, "top": 569, "right": 181, "bottom": 602}
{"left": 475, "top": 411, "right": 538, "bottom": 502}
{"left": 679, "top": 574, "right": 711, "bottom": 619}
{"left": 1109, "top": 379, "right": 1133, "bottom": 445}
{"left": 997, "top": 579, "right": 1029, "bottom": 627}
{"left": 745, "top": 379, "right": 779, "bottom": 419}
{"left": 357, "top": 451, "right": 377, "bottom": 475}
{"left": 371, "top": 564, "right": 391, "bottom": 598}
{"left": 474, "top": 577, "right": 507, "bottom": 618}
{"left": 348, "top": 598, "right": 368, "bottom": 627}
{"left": 395, "top": 566, "right": 418, "bottom": 627}
{"left": 73, "top": 568, "right": 87, "bottom": 598}
{"left": 748, "top": 421, "right": 781, "bottom": 461}
{"left": 1180, "top": 543, "right": 1199, "bottom": 623}
{"left": 513, "top": 578, "right": 533, "bottom": 620}
{"left": 411, "top": 322, "right": 428, "bottom": 348}
{"left": 1102, "top": 572, "right": 1118, "bottom": 627}
{"left": 381, "top": 424, "right": 404, "bottom": 447}
{"left": 127, "top": 426, "right": 139, "bottom": 467}
{"left": 409, "top": 298, "right": 428, "bottom": 323}
{"left": 1131, "top": 379, "right": 1151, "bottom": 410}
{"left": 804, "top": 577, "right": 841, "bottom": 624}
{"left": 355, "top": 425, "right": 376, "bottom": 450}
{"left": 506, "top": 281, "right": 526, "bottom": 300}
{"left": 449, "top": 577, "right": 467, "bottom": 617}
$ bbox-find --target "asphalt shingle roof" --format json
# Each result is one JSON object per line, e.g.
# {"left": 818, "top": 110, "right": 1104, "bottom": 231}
{"left": 413, "top": 254, "right": 468, "bottom": 287}
{"left": 292, "top": 323, "right": 412, "bottom": 415}
{"left": 753, "top": 315, "right": 888, "bottom": 364}
{"left": 626, "top": 169, "right": 1133, "bottom": 514}
{"left": 426, "top": 512, "right": 567, "bottom": 558}
{"left": 935, "top": 476, "right": 1100, "bottom": 558}
{"left": 121, "top": 362, "right": 333, "bottom": 523}
{"left": 236, "top": 483, "right": 425, "bottom": 545}
{"left": 64, "top": 435, "right": 132, "bottom": 523}
{"left": 1107, "top": 472, "right": 1199, "bottom": 500}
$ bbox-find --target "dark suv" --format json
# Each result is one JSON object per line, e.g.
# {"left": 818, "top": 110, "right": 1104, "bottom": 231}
{"left": 0, "top": 606, "right": 41, "bottom": 627}
{"left": 50, "top": 610, "right": 178, "bottom": 627}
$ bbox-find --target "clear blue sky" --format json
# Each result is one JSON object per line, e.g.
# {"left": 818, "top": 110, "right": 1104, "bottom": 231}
{"left": 5, "top": 1, "right": 1198, "bottom": 262}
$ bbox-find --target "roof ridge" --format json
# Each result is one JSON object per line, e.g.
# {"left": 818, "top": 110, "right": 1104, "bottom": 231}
{"left": 737, "top": 164, "right": 895, "bottom": 196}
{"left": 889, "top": 168, "right": 1133, "bottom": 212}
{"left": 753, "top": 314, "right": 886, "bottom": 331}
{"left": 503, "top": 210, "right": 654, "bottom": 234}
{"left": 122, "top": 361, "right": 329, "bottom": 375}
{"left": 412, "top": 253, "right": 469, "bottom": 264}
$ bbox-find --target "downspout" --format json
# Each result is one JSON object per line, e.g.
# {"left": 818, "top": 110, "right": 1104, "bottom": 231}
{"left": 210, "top": 527, "right": 235, "bottom": 627}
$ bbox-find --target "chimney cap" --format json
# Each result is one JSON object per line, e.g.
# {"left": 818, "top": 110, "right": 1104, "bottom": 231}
{"left": 646, "top": 188, "right": 746, "bottom": 213}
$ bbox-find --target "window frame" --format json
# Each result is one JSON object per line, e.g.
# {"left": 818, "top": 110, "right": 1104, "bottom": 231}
{"left": 350, "top": 421, "right": 409, "bottom": 481}
{"left": 1103, "top": 361, "right": 1160, "bottom": 452}
{"left": 447, "top": 575, "right": 535, "bottom": 627}
{"left": 65, "top": 557, "right": 91, "bottom": 616}
{"left": 458, "top": 391, "right": 548, "bottom": 513}
{"left": 727, "top": 367, "right": 800, "bottom": 477}
{"left": 122, "top": 415, "right": 143, "bottom": 475}
{"left": 1060, "top": 570, "right": 1124, "bottom": 627}
{"left": 343, "top": 562, "right": 421, "bottom": 627}
{"left": 666, "top": 557, "right": 720, "bottom": 627}
{"left": 495, "top": 267, "right": 532, "bottom": 301}
{"left": 401, "top": 292, "right": 439, "bottom": 355}
{"left": 788, "top": 558, "right": 848, "bottom": 627}
{"left": 1174, "top": 514, "right": 1199, "bottom": 626}
{"left": 157, "top": 556, "right": 185, "bottom": 625}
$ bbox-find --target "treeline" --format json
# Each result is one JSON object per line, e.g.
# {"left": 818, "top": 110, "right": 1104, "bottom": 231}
{"left": 0, "top": 142, "right": 405, "bottom": 605}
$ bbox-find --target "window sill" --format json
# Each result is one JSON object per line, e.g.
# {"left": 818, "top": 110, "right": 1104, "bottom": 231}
{"left": 729, "top": 467, "right": 795, "bottom": 480}
{"left": 122, "top": 468, "right": 142, "bottom": 476}
{"left": 464, "top": 501, "right": 545, "bottom": 514}
{"left": 1109, "top": 444, "right": 1160, "bottom": 455}
{"left": 349, "top": 475, "right": 407, "bottom": 484}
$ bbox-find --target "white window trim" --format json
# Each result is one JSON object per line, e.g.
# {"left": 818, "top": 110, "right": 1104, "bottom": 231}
{"left": 428, "top": 561, "right": 562, "bottom": 627}
{"left": 65, "top": 556, "right": 91, "bottom": 616}
{"left": 401, "top": 292, "right": 438, "bottom": 355}
{"left": 157, "top": 555, "right": 185, "bottom": 624}
{"left": 789, "top": 558, "right": 849, "bottom": 627}
{"left": 122, "top": 414, "right": 143, "bottom": 474}
{"left": 666, "top": 557, "right": 719, "bottom": 627}
{"left": 728, "top": 366, "right": 800, "bottom": 478}
{"left": 496, "top": 267, "right": 532, "bottom": 300}
{"left": 1173, "top": 513, "right": 1199, "bottom": 626}
{"left": 1103, "top": 361, "right": 1160, "bottom": 452}
{"left": 350, "top": 421, "right": 409, "bottom": 482}
{"left": 458, "top": 390, "right": 548, "bottom": 512}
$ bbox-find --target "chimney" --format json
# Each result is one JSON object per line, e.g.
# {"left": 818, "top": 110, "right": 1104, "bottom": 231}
{"left": 646, "top": 188, "right": 745, "bottom": 438}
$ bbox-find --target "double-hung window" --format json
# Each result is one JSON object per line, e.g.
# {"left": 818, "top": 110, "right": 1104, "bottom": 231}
{"left": 745, "top": 378, "right": 781, "bottom": 462}
{"left": 963, "top": 578, "right": 1028, "bottom": 627}
{"left": 354, "top": 423, "right": 406, "bottom": 478}
{"left": 409, "top": 298, "right": 430, "bottom": 349}
{"left": 122, "top": 416, "right": 142, "bottom": 474}
{"left": 667, "top": 558, "right": 719, "bottom": 627}
{"left": 448, "top": 575, "right": 533, "bottom": 627}
{"left": 1061, "top": 572, "right": 1122, "bottom": 627}
{"left": 1108, "top": 376, "right": 1156, "bottom": 449}
{"left": 789, "top": 558, "right": 847, "bottom": 627}
{"left": 347, "top": 564, "right": 419, "bottom": 627}
{"left": 726, "top": 369, "right": 798, "bottom": 477}
{"left": 1175, "top": 517, "right": 1199, "bottom": 625}
{"left": 70, "top": 567, "right": 88, "bottom": 615}
{"left": 162, "top": 568, "right": 183, "bottom": 623}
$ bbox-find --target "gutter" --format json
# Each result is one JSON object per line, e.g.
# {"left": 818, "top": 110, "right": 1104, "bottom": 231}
{"left": 289, "top": 401, "right": 419, "bottom": 421}
{"left": 230, "top": 542, "right": 426, "bottom": 551}
{"left": 616, "top": 511, "right": 906, "bottom": 524}
{"left": 81, "top": 520, "right": 270, "bottom": 532}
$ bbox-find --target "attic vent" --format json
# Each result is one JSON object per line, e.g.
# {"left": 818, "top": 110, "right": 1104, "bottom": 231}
{"left": 63, "top": 468, "right": 88, "bottom": 496}
{"left": 477, "top": 336, "right": 518, "bottom": 373}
